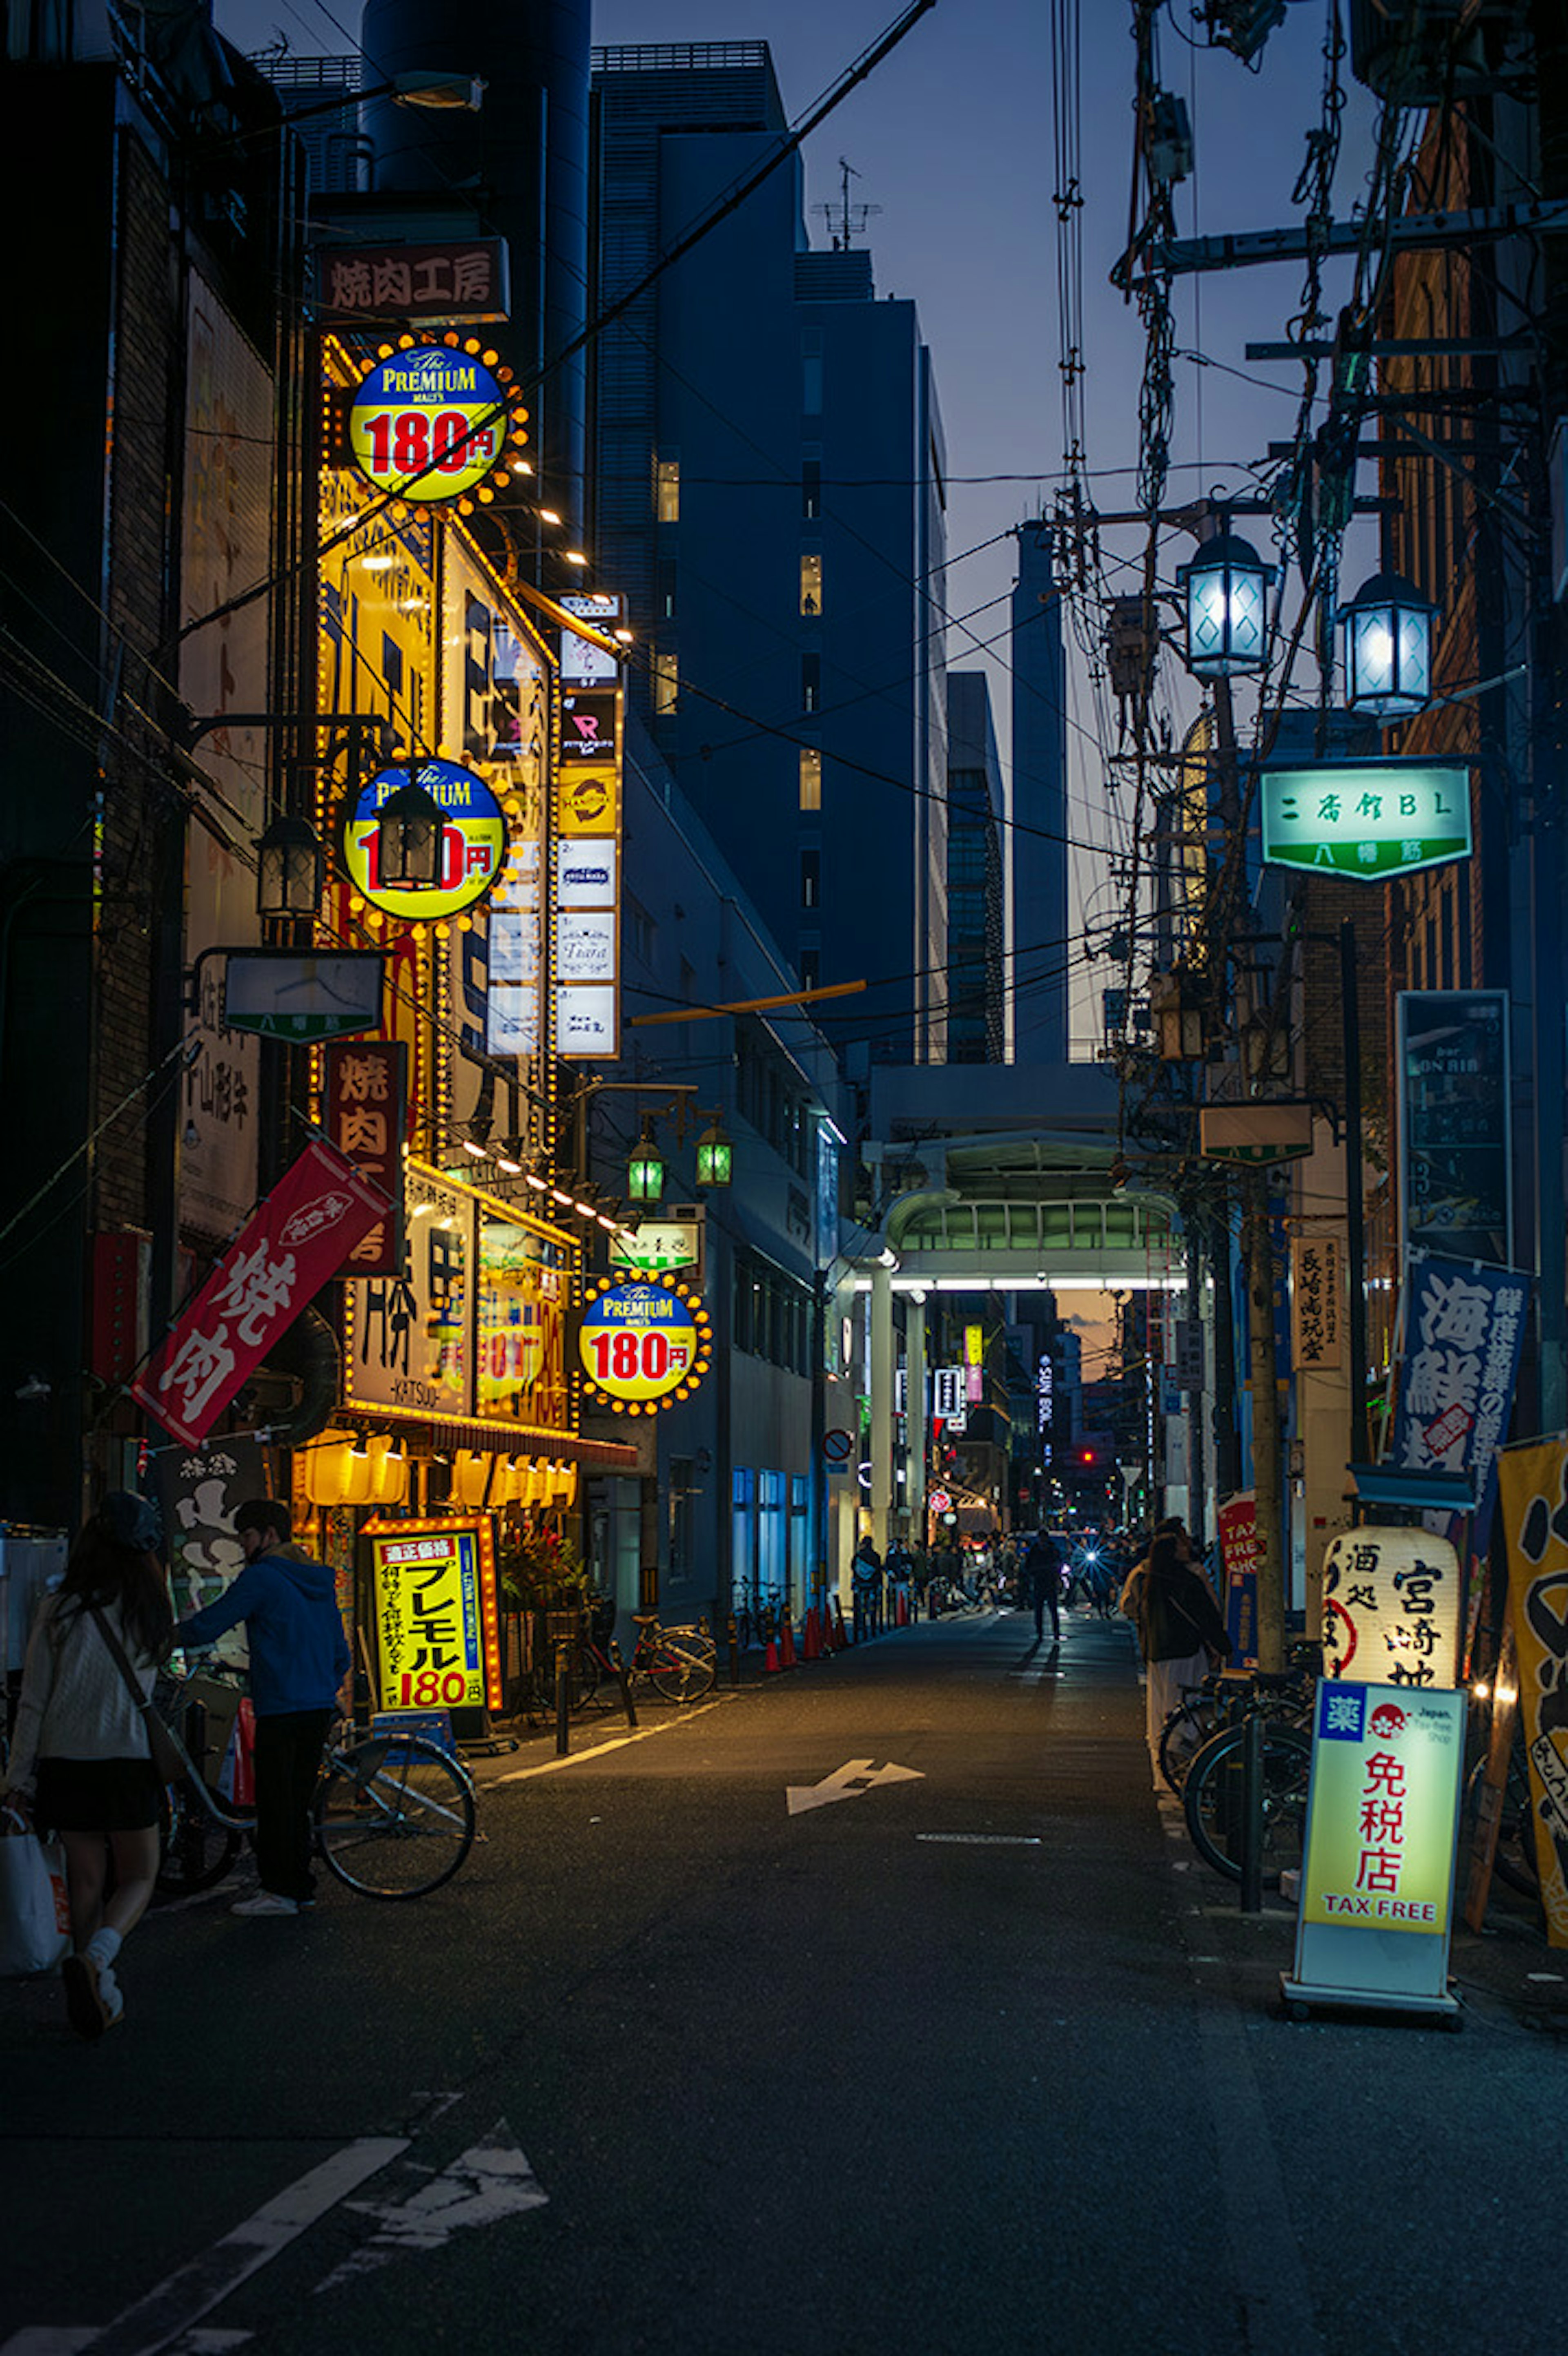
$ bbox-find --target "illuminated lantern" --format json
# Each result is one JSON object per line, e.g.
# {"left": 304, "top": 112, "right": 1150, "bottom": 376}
{"left": 1177, "top": 528, "right": 1275, "bottom": 678}
{"left": 695, "top": 1118, "right": 733, "bottom": 1190}
{"left": 627, "top": 1116, "right": 666, "bottom": 1204}
{"left": 1341, "top": 571, "right": 1437, "bottom": 719}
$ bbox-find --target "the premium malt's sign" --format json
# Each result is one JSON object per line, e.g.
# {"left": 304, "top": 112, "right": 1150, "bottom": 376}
{"left": 348, "top": 344, "right": 523, "bottom": 503}
{"left": 341, "top": 758, "right": 508, "bottom": 924}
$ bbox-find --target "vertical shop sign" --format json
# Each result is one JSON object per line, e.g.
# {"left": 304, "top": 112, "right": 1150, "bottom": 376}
{"left": 1396, "top": 991, "right": 1511, "bottom": 1268}
{"left": 1284, "top": 1678, "right": 1466, "bottom": 2018}
{"left": 324, "top": 1040, "right": 406, "bottom": 1276}
{"left": 1291, "top": 1234, "right": 1343, "bottom": 1370}
{"left": 1388, "top": 1253, "right": 1530, "bottom": 1547}
{"left": 1218, "top": 1492, "right": 1259, "bottom": 1667}
{"left": 1498, "top": 1440, "right": 1568, "bottom": 1948}
{"left": 156, "top": 1434, "right": 271, "bottom": 1630}
{"left": 553, "top": 593, "right": 623, "bottom": 1059}
{"left": 178, "top": 274, "right": 271, "bottom": 1236}
{"left": 364, "top": 1517, "right": 502, "bottom": 1715}
{"left": 344, "top": 1165, "right": 475, "bottom": 1419}
{"left": 132, "top": 1143, "right": 386, "bottom": 1447}
{"left": 1320, "top": 1526, "right": 1462, "bottom": 1688}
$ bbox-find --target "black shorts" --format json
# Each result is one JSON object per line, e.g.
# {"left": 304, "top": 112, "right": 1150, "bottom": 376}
{"left": 33, "top": 1755, "right": 162, "bottom": 1833}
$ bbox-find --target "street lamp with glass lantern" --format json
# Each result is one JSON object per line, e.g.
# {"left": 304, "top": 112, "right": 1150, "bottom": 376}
{"left": 695, "top": 1116, "right": 733, "bottom": 1190}
{"left": 1340, "top": 571, "right": 1437, "bottom": 719}
{"left": 374, "top": 778, "right": 443, "bottom": 889}
{"left": 1175, "top": 526, "right": 1276, "bottom": 678}
{"left": 255, "top": 811, "right": 324, "bottom": 921}
{"left": 627, "top": 1116, "right": 665, "bottom": 1205}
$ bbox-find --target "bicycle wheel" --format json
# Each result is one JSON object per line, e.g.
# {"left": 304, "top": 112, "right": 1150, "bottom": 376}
{"left": 1158, "top": 1696, "right": 1220, "bottom": 1794}
{"left": 646, "top": 1629, "right": 717, "bottom": 1703}
{"left": 314, "top": 1736, "right": 476, "bottom": 1898}
{"left": 156, "top": 1779, "right": 244, "bottom": 1897}
{"left": 1183, "top": 1720, "right": 1312, "bottom": 1885}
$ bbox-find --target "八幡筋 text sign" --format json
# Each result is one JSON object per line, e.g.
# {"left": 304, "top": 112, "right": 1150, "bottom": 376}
{"left": 131, "top": 1141, "right": 388, "bottom": 1447}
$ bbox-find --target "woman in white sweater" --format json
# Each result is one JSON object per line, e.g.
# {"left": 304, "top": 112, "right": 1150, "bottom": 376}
{"left": 2, "top": 1493, "right": 173, "bottom": 2038}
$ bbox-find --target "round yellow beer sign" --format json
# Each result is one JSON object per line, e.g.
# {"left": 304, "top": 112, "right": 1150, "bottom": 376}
{"left": 349, "top": 346, "right": 509, "bottom": 502}
{"left": 341, "top": 759, "right": 508, "bottom": 923}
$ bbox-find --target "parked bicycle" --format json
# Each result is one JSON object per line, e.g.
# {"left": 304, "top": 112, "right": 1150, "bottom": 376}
{"left": 155, "top": 1671, "right": 478, "bottom": 1902}
{"left": 1178, "top": 1667, "right": 1316, "bottom": 1886}
{"left": 1158, "top": 1645, "right": 1318, "bottom": 1797}
{"left": 581, "top": 1611, "right": 717, "bottom": 1706}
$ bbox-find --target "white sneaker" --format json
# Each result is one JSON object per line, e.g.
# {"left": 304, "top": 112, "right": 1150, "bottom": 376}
{"left": 230, "top": 1891, "right": 300, "bottom": 1917}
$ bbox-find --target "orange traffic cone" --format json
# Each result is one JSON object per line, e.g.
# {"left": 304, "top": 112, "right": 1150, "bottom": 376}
{"left": 780, "top": 1614, "right": 797, "bottom": 1668}
{"left": 763, "top": 1631, "right": 782, "bottom": 1673}
{"left": 897, "top": 1591, "right": 909, "bottom": 1628}
{"left": 801, "top": 1607, "right": 818, "bottom": 1660}
{"left": 833, "top": 1601, "right": 849, "bottom": 1650}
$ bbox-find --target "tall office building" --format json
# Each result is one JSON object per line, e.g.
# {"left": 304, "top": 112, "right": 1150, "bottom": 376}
{"left": 1010, "top": 520, "right": 1069, "bottom": 1065}
{"left": 590, "top": 42, "right": 949, "bottom": 1066}
{"left": 945, "top": 672, "right": 1005, "bottom": 1062}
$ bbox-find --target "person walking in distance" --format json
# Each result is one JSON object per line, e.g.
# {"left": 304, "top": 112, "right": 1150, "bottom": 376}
{"left": 0, "top": 1493, "right": 173, "bottom": 2038}
{"left": 850, "top": 1533, "right": 884, "bottom": 1643}
{"left": 1023, "top": 1528, "right": 1063, "bottom": 1646}
{"left": 177, "top": 1500, "right": 349, "bottom": 1916}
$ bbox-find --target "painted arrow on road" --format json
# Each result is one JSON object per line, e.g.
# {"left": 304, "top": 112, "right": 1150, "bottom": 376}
{"left": 786, "top": 1758, "right": 924, "bottom": 1816}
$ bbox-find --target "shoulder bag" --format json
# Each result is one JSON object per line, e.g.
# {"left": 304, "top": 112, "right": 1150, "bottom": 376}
{"left": 89, "top": 1608, "right": 190, "bottom": 1783}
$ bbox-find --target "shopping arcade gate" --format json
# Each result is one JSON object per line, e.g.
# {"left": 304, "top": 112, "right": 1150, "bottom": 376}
{"left": 847, "top": 1132, "right": 1196, "bottom": 1551}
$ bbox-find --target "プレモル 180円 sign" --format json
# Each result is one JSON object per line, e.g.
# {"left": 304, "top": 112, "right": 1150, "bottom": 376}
{"left": 340, "top": 757, "right": 510, "bottom": 924}
{"left": 348, "top": 341, "right": 528, "bottom": 504}
{"left": 577, "top": 1274, "right": 712, "bottom": 1414}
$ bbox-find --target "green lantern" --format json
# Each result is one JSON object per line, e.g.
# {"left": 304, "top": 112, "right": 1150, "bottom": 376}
{"left": 627, "top": 1116, "right": 665, "bottom": 1203}
{"left": 695, "top": 1118, "right": 733, "bottom": 1189}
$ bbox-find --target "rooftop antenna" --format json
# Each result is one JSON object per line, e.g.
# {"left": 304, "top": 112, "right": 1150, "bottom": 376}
{"left": 814, "top": 156, "right": 881, "bottom": 251}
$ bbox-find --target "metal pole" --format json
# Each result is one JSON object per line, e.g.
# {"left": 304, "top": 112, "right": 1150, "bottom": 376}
{"left": 1240, "top": 1709, "right": 1264, "bottom": 1916}
{"left": 610, "top": 1637, "right": 637, "bottom": 1727}
{"left": 1340, "top": 919, "right": 1371, "bottom": 1463}
{"left": 554, "top": 1635, "right": 572, "bottom": 1756}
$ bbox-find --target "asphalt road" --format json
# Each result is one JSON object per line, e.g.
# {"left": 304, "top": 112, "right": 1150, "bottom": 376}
{"left": 3, "top": 1607, "right": 1564, "bottom": 2356}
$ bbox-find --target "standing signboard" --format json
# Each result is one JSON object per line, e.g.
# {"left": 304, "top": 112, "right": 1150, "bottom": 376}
{"left": 1396, "top": 991, "right": 1511, "bottom": 1268}
{"left": 1497, "top": 1439, "right": 1568, "bottom": 1948}
{"left": 363, "top": 1516, "right": 502, "bottom": 1720}
{"left": 1283, "top": 1678, "right": 1466, "bottom": 2021}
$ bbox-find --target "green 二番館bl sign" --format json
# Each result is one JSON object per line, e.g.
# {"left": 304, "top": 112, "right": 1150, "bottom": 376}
{"left": 1259, "top": 759, "right": 1470, "bottom": 883}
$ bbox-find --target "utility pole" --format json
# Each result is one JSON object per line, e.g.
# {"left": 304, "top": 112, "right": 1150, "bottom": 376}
{"left": 1210, "top": 673, "right": 1287, "bottom": 1670}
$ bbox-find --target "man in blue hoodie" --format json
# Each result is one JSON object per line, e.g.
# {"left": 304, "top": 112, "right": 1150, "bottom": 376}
{"left": 178, "top": 1499, "right": 350, "bottom": 1917}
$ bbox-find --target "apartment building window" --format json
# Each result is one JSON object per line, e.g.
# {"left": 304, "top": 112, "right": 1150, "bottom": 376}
{"left": 657, "top": 557, "right": 677, "bottom": 620}
{"left": 800, "top": 849, "right": 819, "bottom": 909}
{"left": 626, "top": 895, "right": 655, "bottom": 962}
{"left": 802, "top": 455, "right": 822, "bottom": 520}
{"left": 802, "top": 329, "right": 823, "bottom": 417}
{"left": 800, "top": 551, "right": 822, "bottom": 618}
{"left": 801, "top": 653, "right": 820, "bottom": 713}
{"left": 800, "top": 947, "right": 820, "bottom": 994}
{"left": 652, "top": 652, "right": 678, "bottom": 716}
{"left": 656, "top": 455, "right": 680, "bottom": 522}
{"left": 799, "top": 746, "right": 821, "bottom": 810}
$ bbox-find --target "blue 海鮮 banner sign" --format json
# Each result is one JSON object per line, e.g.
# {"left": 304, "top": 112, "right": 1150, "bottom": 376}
{"left": 1388, "top": 1254, "right": 1530, "bottom": 1547}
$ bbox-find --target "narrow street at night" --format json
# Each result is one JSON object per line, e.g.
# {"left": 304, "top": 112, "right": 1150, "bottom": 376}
{"left": 3, "top": 1611, "right": 1561, "bottom": 2356}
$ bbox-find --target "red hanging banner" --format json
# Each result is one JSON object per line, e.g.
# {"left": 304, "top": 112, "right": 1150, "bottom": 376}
{"left": 131, "top": 1140, "right": 388, "bottom": 1448}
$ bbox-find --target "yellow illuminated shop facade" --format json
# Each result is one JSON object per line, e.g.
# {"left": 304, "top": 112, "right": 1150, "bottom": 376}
{"left": 295, "top": 335, "right": 635, "bottom": 1722}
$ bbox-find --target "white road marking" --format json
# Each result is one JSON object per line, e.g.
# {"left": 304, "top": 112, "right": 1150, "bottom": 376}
{"left": 786, "top": 1759, "right": 924, "bottom": 1816}
{"left": 915, "top": 1834, "right": 1042, "bottom": 1846}
{"left": 0, "top": 2140, "right": 408, "bottom": 2356}
{"left": 491, "top": 1696, "right": 728, "bottom": 1783}
{"left": 315, "top": 2119, "right": 547, "bottom": 2293}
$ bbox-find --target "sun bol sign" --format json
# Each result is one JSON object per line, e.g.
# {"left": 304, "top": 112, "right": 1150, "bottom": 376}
{"left": 578, "top": 1273, "right": 713, "bottom": 1414}
{"left": 341, "top": 758, "right": 509, "bottom": 924}
{"left": 348, "top": 340, "right": 528, "bottom": 509}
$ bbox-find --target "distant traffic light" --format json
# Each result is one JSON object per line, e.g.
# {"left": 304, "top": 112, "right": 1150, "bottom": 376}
{"left": 1079, "top": 1448, "right": 1095, "bottom": 1466}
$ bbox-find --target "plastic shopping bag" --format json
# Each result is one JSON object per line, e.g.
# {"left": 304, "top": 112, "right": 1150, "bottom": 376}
{"left": 0, "top": 1819, "right": 72, "bottom": 1976}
